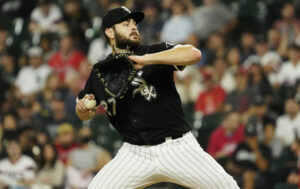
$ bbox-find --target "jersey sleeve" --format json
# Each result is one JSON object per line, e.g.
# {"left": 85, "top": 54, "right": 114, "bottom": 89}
{"left": 77, "top": 70, "right": 99, "bottom": 104}
{"left": 148, "top": 42, "right": 185, "bottom": 71}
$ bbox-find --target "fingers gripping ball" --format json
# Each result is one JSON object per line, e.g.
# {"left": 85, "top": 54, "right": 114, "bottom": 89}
{"left": 84, "top": 99, "right": 97, "bottom": 109}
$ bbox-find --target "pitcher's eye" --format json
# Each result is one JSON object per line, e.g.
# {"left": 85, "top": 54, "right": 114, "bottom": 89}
{"left": 122, "top": 21, "right": 129, "bottom": 26}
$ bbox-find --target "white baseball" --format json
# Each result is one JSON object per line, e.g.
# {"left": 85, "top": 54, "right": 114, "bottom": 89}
{"left": 84, "top": 99, "right": 96, "bottom": 109}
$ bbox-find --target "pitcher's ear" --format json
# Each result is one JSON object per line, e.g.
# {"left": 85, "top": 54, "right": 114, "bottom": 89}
{"left": 105, "top": 28, "right": 114, "bottom": 40}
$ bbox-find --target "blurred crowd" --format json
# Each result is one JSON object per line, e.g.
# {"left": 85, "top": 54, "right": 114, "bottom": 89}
{"left": 1, "top": 0, "right": 300, "bottom": 188}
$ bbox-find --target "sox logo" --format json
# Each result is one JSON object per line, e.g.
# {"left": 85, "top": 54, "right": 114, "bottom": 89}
{"left": 131, "top": 73, "right": 157, "bottom": 101}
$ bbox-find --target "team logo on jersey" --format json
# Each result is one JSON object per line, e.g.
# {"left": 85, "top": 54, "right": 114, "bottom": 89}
{"left": 137, "top": 71, "right": 143, "bottom": 77}
{"left": 131, "top": 77, "right": 157, "bottom": 101}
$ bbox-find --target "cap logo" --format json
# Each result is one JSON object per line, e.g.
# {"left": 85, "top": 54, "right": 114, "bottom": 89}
{"left": 121, "top": 6, "right": 130, "bottom": 13}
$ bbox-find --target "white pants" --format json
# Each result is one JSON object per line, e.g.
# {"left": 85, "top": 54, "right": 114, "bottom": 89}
{"left": 88, "top": 132, "right": 239, "bottom": 189}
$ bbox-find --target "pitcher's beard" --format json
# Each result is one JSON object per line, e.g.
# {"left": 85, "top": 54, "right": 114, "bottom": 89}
{"left": 114, "top": 31, "right": 140, "bottom": 51}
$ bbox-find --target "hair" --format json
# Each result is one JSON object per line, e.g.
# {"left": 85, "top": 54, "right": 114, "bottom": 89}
{"left": 104, "top": 25, "right": 116, "bottom": 45}
{"left": 39, "top": 142, "right": 58, "bottom": 168}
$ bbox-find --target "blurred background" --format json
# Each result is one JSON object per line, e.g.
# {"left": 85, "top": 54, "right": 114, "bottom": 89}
{"left": 1, "top": 0, "right": 300, "bottom": 188}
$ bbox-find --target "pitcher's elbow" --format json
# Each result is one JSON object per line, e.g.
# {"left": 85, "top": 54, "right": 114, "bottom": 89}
{"left": 191, "top": 47, "right": 202, "bottom": 64}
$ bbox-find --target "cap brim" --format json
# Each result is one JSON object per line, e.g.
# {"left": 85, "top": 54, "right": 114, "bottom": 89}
{"left": 119, "top": 11, "right": 144, "bottom": 24}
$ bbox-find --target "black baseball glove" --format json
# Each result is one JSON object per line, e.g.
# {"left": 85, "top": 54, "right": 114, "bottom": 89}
{"left": 93, "top": 53, "right": 137, "bottom": 99}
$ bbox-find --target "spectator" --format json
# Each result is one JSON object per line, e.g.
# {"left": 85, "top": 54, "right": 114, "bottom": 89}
{"left": 16, "top": 98, "right": 36, "bottom": 128}
{"left": 223, "top": 68, "right": 250, "bottom": 115}
{"left": 35, "top": 143, "right": 64, "bottom": 189}
{"left": 213, "top": 58, "right": 236, "bottom": 93}
{"left": 0, "top": 51, "right": 18, "bottom": 85}
{"left": 226, "top": 123, "right": 271, "bottom": 189}
{"left": 160, "top": 0, "right": 195, "bottom": 44}
{"left": 275, "top": 98, "right": 300, "bottom": 146}
{"left": 36, "top": 130, "right": 51, "bottom": 148}
{"left": 87, "top": 34, "right": 112, "bottom": 64}
{"left": 54, "top": 123, "right": 79, "bottom": 165}
{"left": 246, "top": 95, "right": 277, "bottom": 142}
{"left": 0, "top": 113, "right": 18, "bottom": 157}
{"left": 192, "top": 0, "right": 236, "bottom": 41}
{"left": 274, "top": 134, "right": 300, "bottom": 189}
{"left": 277, "top": 43, "right": 300, "bottom": 87}
{"left": 18, "top": 126, "right": 40, "bottom": 161}
{"left": 0, "top": 133, "right": 37, "bottom": 188}
{"left": 263, "top": 120, "right": 283, "bottom": 159}
{"left": 0, "top": 27, "right": 13, "bottom": 56}
{"left": 240, "top": 32, "right": 256, "bottom": 62}
{"left": 37, "top": 73, "right": 63, "bottom": 106}
{"left": 62, "top": 0, "right": 91, "bottom": 50}
{"left": 202, "top": 32, "right": 227, "bottom": 66}
{"left": 247, "top": 63, "right": 273, "bottom": 102}
{"left": 45, "top": 92, "right": 74, "bottom": 138}
{"left": 194, "top": 70, "right": 226, "bottom": 116}
{"left": 29, "top": 0, "right": 64, "bottom": 35}
{"left": 260, "top": 51, "right": 282, "bottom": 88}
{"left": 285, "top": 136, "right": 300, "bottom": 189}
{"left": 274, "top": 3, "right": 300, "bottom": 45}
{"left": 295, "top": 82, "right": 300, "bottom": 104}
{"left": 207, "top": 112, "right": 244, "bottom": 160}
{"left": 83, "top": 0, "right": 113, "bottom": 19}
{"left": 267, "top": 28, "right": 282, "bottom": 52}
{"left": 66, "top": 126, "right": 111, "bottom": 189}
{"left": 255, "top": 36, "right": 269, "bottom": 58}
{"left": 226, "top": 47, "right": 241, "bottom": 71}
{"left": 175, "top": 65, "right": 203, "bottom": 105}
{"left": 0, "top": 70, "right": 10, "bottom": 112}
{"left": 138, "top": 1, "right": 164, "bottom": 44}
{"left": 15, "top": 46, "right": 53, "bottom": 97}
{"left": 1, "top": 113, "right": 18, "bottom": 132}
{"left": 48, "top": 34, "right": 86, "bottom": 81}
{"left": 39, "top": 34, "right": 55, "bottom": 62}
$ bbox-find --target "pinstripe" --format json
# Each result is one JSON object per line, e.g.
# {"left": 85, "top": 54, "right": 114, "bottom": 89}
{"left": 196, "top": 143, "right": 238, "bottom": 189}
{"left": 157, "top": 143, "right": 197, "bottom": 187}
{"left": 121, "top": 146, "right": 146, "bottom": 188}
{"left": 156, "top": 145, "right": 191, "bottom": 185}
{"left": 133, "top": 161, "right": 157, "bottom": 188}
{"left": 186, "top": 137, "right": 235, "bottom": 189}
{"left": 89, "top": 144, "right": 131, "bottom": 188}
{"left": 168, "top": 142, "right": 214, "bottom": 189}
{"left": 101, "top": 145, "right": 132, "bottom": 187}
{"left": 175, "top": 142, "right": 217, "bottom": 189}
{"left": 88, "top": 134, "right": 238, "bottom": 189}
{"left": 191, "top": 137, "right": 238, "bottom": 189}
{"left": 88, "top": 150, "right": 122, "bottom": 189}
{"left": 187, "top": 139, "right": 226, "bottom": 189}
{"left": 182, "top": 141, "right": 223, "bottom": 189}
{"left": 124, "top": 146, "right": 145, "bottom": 187}
{"left": 110, "top": 145, "right": 139, "bottom": 188}
{"left": 166, "top": 143, "right": 200, "bottom": 187}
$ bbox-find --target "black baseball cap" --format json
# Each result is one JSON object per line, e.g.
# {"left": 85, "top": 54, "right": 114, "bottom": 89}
{"left": 102, "top": 6, "right": 144, "bottom": 34}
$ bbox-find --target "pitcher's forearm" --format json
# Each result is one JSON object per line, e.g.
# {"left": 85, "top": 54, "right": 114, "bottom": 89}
{"left": 129, "top": 44, "right": 202, "bottom": 67}
{"left": 145, "top": 45, "right": 201, "bottom": 66}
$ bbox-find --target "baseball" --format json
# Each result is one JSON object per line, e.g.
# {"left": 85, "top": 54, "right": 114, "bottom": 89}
{"left": 84, "top": 99, "right": 96, "bottom": 109}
